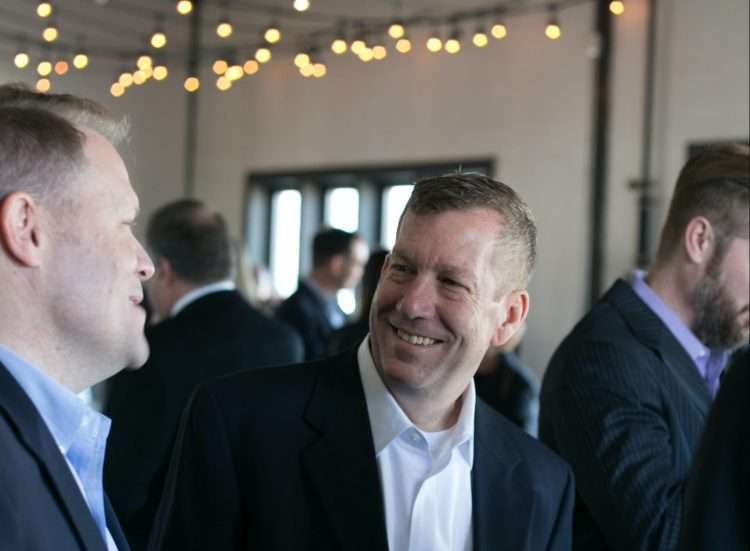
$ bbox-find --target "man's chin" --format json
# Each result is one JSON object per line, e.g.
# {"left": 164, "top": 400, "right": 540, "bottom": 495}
{"left": 125, "top": 339, "right": 150, "bottom": 370}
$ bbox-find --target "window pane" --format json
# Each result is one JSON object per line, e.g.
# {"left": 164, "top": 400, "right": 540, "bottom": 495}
{"left": 381, "top": 184, "right": 414, "bottom": 249}
{"left": 337, "top": 288, "right": 356, "bottom": 316}
{"left": 270, "top": 189, "right": 301, "bottom": 298}
{"left": 324, "top": 187, "right": 359, "bottom": 232}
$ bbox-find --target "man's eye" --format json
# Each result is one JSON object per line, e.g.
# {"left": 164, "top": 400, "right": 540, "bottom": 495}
{"left": 391, "top": 264, "right": 408, "bottom": 273}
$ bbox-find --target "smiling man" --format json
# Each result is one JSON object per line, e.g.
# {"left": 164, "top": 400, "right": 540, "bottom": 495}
{"left": 151, "top": 174, "right": 574, "bottom": 551}
{"left": 0, "top": 84, "right": 154, "bottom": 550}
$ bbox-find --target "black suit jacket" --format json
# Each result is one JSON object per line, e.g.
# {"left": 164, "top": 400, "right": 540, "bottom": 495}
{"left": 149, "top": 348, "right": 574, "bottom": 551}
{"left": 276, "top": 280, "right": 344, "bottom": 360}
{"left": 0, "top": 361, "right": 129, "bottom": 551}
{"left": 680, "top": 346, "right": 749, "bottom": 551}
{"left": 104, "top": 290, "right": 303, "bottom": 550}
{"left": 540, "top": 279, "right": 712, "bottom": 551}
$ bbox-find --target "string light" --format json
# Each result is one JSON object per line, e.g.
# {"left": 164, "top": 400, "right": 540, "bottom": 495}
{"left": 54, "top": 59, "right": 69, "bottom": 75}
{"left": 226, "top": 64, "right": 244, "bottom": 81}
{"left": 293, "top": 0, "right": 310, "bottom": 12}
{"left": 216, "top": 18, "right": 233, "bottom": 39}
{"left": 609, "top": 1, "right": 625, "bottom": 15}
{"left": 395, "top": 36, "right": 412, "bottom": 53}
{"left": 150, "top": 16, "right": 167, "bottom": 48}
{"left": 294, "top": 52, "right": 310, "bottom": 68}
{"left": 216, "top": 75, "right": 232, "bottom": 90}
{"left": 110, "top": 81, "right": 125, "bottom": 97}
{"left": 445, "top": 29, "right": 461, "bottom": 54}
{"left": 42, "top": 22, "right": 59, "bottom": 43}
{"left": 255, "top": 47, "right": 272, "bottom": 63}
{"left": 36, "top": 78, "right": 51, "bottom": 93}
{"left": 37, "top": 60, "right": 52, "bottom": 76}
{"left": 37, "top": 2, "right": 53, "bottom": 18}
{"left": 14, "top": 50, "right": 31, "bottom": 69}
{"left": 388, "top": 21, "right": 405, "bottom": 39}
{"left": 491, "top": 21, "right": 507, "bottom": 39}
{"left": 350, "top": 38, "right": 366, "bottom": 55}
{"left": 300, "top": 64, "right": 315, "bottom": 77}
{"left": 184, "top": 76, "right": 200, "bottom": 92}
{"left": 73, "top": 51, "right": 89, "bottom": 69}
{"left": 243, "top": 59, "right": 260, "bottom": 75}
{"left": 141, "top": 65, "right": 153, "bottom": 79}
{"left": 264, "top": 23, "right": 282, "bottom": 44}
{"left": 312, "top": 62, "right": 327, "bottom": 78}
{"left": 358, "top": 47, "right": 374, "bottom": 62}
{"left": 137, "top": 54, "right": 153, "bottom": 70}
{"left": 133, "top": 70, "right": 147, "bottom": 85}
{"left": 472, "top": 26, "right": 489, "bottom": 48}
{"left": 426, "top": 29, "right": 443, "bottom": 53}
{"left": 212, "top": 58, "right": 228, "bottom": 75}
{"left": 118, "top": 71, "right": 134, "bottom": 87}
{"left": 331, "top": 38, "right": 348, "bottom": 54}
{"left": 372, "top": 44, "right": 387, "bottom": 60}
{"left": 176, "top": 0, "right": 193, "bottom": 15}
{"left": 545, "top": 6, "right": 562, "bottom": 40}
{"left": 153, "top": 64, "right": 169, "bottom": 80}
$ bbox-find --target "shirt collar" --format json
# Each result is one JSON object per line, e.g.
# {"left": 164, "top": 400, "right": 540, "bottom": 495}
{"left": 171, "top": 280, "right": 235, "bottom": 317}
{"left": 0, "top": 345, "right": 109, "bottom": 455}
{"left": 357, "top": 337, "right": 475, "bottom": 467}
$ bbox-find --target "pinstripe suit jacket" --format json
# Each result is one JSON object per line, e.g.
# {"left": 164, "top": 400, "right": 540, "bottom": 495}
{"left": 539, "top": 279, "right": 711, "bottom": 551}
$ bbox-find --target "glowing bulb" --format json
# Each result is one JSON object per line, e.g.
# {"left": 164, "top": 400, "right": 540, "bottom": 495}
{"left": 491, "top": 23, "right": 507, "bottom": 39}
{"left": 609, "top": 1, "right": 625, "bottom": 15}
{"left": 14, "top": 52, "right": 30, "bottom": 69}
{"left": 54, "top": 60, "right": 69, "bottom": 75}
{"left": 133, "top": 70, "right": 147, "bottom": 85}
{"left": 294, "top": 52, "right": 310, "bottom": 68}
{"left": 151, "top": 32, "right": 167, "bottom": 48}
{"left": 293, "top": 0, "right": 310, "bottom": 12}
{"left": 36, "top": 78, "right": 51, "bottom": 93}
{"left": 265, "top": 27, "right": 281, "bottom": 44}
{"left": 212, "top": 59, "right": 228, "bottom": 74}
{"left": 226, "top": 65, "right": 244, "bottom": 81}
{"left": 300, "top": 64, "right": 314, "bottom": 77}
{"left": 312, "top": 63, "right": 326, "bottom": 78}
{"left": 141, "top": 65, "right": 153, "bottom": 78}
{"left": 42, "top": 25, "right": 59, "bottom": 42}
{"left": 184, "top": 76, "right": 200, "bottom": 92}
{"left": 472, "top": 31, "right": 489, "bottom": 48}
{"left": 110, "top": 82, "right": 125, "bottom": 97}
{"left": 331, "top": 38, "right": 348, "bottom": 54}
{"left": 545, "top": 23, "right": 561, "bottom": 40}
{"left": 255, "top": 47, "right": 271, "bottom": 63}
{"left": 153, "top": 65, "right": 168, "bottom": 80}
{"left": 37, "top": 61, "right": 52, "bottom": 76}
{"left": 243, "top": 59, "right": 259, "bottom": 74}
{"left": 395, "top": 37, "right": 411, "bottom": 53}
{"left": 119, "top": 72, "right": 134, "bottom": 87}
{"left": 73, "top": 53, "right": 89, "bottom": 69}
{"left": 216, "top": 75, "right": 232, "bottom": 91}
{"left": 359, "top": 47, "right": 373, "bottom": 62}
{"left": 445, "top": 38, "right": 461, "bottom": 54}
{"left": 37, "top": 2, "right": 53, "bottom": 18}
{"left": 350, "top": 39, "right": 366, "bottom": 55}
{"left": 388, "top": 23, "right": 405, "bottom": 39}
{"left": 426, "top": 37, "right": 443, "bottom": 52}
{"left": 176, "top": 0, "right": 193, "bottom": 15}
{"left": 372, "top": 45, "right": 387, "bottom": 60}
{"left": 137, "top": 55, "right": 153, "bottom": 70}
{"left": 216, "top": 21, "right": 233, "bottom": 38}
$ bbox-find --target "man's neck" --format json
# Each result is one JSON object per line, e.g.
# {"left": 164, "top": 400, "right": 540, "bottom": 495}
{"left": 645, "top": 263, "right": 696, "bottom": 329}
{"left": 308, "top": 270, "right": 340, "bottom": 296}
{"left": 389, "top": 386, "right": 464, "bottom": 432}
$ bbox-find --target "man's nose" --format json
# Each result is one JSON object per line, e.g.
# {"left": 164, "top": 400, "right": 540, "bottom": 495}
{"left": 137, "top": 241, "right": 155, "bottom": 281}
{"left": 395, "top": 276, "right": 436, "bottom": 320}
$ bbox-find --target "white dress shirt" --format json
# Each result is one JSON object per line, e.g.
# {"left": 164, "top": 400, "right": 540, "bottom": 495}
{"left": 358, "top": 338, "right": 475, "bottom": 551}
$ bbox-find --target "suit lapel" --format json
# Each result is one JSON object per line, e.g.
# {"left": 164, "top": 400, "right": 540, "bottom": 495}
{"left": 301, "top": 352, "right": 389, "bottom": 551}
{"left": 0, "top": 362, "right": 107, "bottom": 551}
{"left": 472, "top": 401, "right": 530, "bottom": 551}
{"left": 607, "top": 279, "right": 711, "bottom": 418}
{"left": 105, "top": 494, "right": 130, "bottom": 551}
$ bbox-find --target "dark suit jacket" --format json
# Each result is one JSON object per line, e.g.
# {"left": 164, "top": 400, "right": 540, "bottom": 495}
{"left": 276, "top": 280, "right": 344, "bottom": 360}
{"left": 0, "top": 361, "right": 129, "bottom": 551}
{"left": 680, "top": 346, "right": 749, "bottom": 551}
{"left": 149, "top": 348, "right": 574, "bottom": 551}
{"left": 104, "top": 290, "right": 303, "bottom": 550}
{"left": 540, "top": 279, "right": 712, "bottom": 551}
{"left": 475, "top": 351, "right": 540, "bottom": 436}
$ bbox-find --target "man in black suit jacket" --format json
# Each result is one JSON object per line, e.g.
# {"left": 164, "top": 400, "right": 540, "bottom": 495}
{"left": 151, "top": 174, "right": 574, "bottom": 551}
{"left": 0, "top": 86, "right": 154, "bottom": 549}
{"left": 680, "top": 346, "right": 749, "bottom": 551}
{"left": 276, "top": 227, "right": 369, "bottom": 360}
{"left": 540, "top": 144, "right": 750, "bottom": 550}
{"left": 104, "top": 199, "right": 303, "bottom": 550}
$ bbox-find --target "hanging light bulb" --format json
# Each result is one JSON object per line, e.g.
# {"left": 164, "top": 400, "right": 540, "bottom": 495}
{"left": 331, "top": 38, "right": 347, "bottom": 54}
{"left": 243, "top": 59, "right": 260, "bottom": 75}
{"left": 137, "top": 54, "right": 153, "bottom": 70}
{"left": 216, "top": 18, "right": 233, "bottom": 39}
{"left": 350, "top": 38, "right": 366, "bottom": 55}
{"left": 444, "top": 29, "right": 461, "bottom": 54}
{"left": 153, "top": 64, "right": 169, "bottom": 80}
{"left": 545, "top": 6, "right": 562, "bottom": 40}
{"left": 118, "top": 71, "right": 134, "bottom": 87}
{"left": 491, "top": 10, "right": 508, "bottom": 40}
{"left": 141, "top": 64, "right": 154, "bottom": 79}
{"left": 42, "top": 22, "right": 59, "bottom": 43}
{"left": 388, "top": 21, "right": 405, "bottom": 39}
{"left": 426, "top": 29, "right": 443, "bottom": 53}
{"left": 226, "top": 64, "right": 244, "bottom": 81}
{"left": 36, "top": 78, "right": 51, "bottom": 93}
{"left": 312, "top": 63, "right": 326, "bottom": 78}
{"left": 110, "top": 82, "right": 125, "bottom": 97}
{"left": 472, "top": 26, "right": 489, "bottom": 48}
{"left": 150, "top": 16, "right": 167, "bottom": 48}
{"left": 184, "top": 76, "right": 200, "bottom": 92}
{"left": 212, "top": 59, "right": 228, "bottom": 74}
{"left": 294, "top": 52, "right": 310, "bottom": 68}
{"left": 255, "top": 47, "right": 272, "bottom": 63}
{"left": 176, "top": 0, "right": 193, "bottom": 15}
{"left": 264, "top": 23, "right": 281, "bottom": 44}
{"left": 132, "top": 70, "right": 147, "bottom": 85}
{"left": 53, "top": 58, "right": 69, "bottom": 75}
{"left": 372, "top": 44, "right": 387, "bottom": 60}
{"left": 73, "top": 51, "right": 88, "bottom": 69}
{"left": 609, "top": 1, "right": 625, "bottom": 15}
{"left": 14, "top": 49, "right": 31, "bottom": 69}
{"left": 37, "top": 2, "right": 53, "bottom": 18}
{"left": 395, "top": 36, "right": 411, "bottom": 53}
{"left": 300, "top": 64, "right": 315, "bottom": 77}
{"left": 216, "top": 75, "right": 232, "bottom": 91}
{"left": 293, "top": 0, "right": 310, "bottom": 12}
{"left": 37, "top": 60, "right": 52, "bottom": 76}
{"left": 359, "top": 47, "right": 374, "bottom": 62}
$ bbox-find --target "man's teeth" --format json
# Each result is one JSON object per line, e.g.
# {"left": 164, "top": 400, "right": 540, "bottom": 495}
{"left": 396, "top": 328, "right": 436, "bottom": 346}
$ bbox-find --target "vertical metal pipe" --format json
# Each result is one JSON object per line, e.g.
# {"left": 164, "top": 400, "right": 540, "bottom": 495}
{"left": 588, "top": 0, "right": 613, "bottom": 306}
{"left": 183, "top": 0, "right": 203, "bottom": 197}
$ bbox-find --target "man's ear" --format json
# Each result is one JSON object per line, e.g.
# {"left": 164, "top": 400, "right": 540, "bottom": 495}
{"left": 684, "top": 216, "right": 715, "bottom": 265}
{"left": 491, "top": 290, "right": 530, "bottom": 347}
{"left": 155, "top": 257, "right": 176, "bottom": 285}
{"left": 0, "top": 192, "right": 45, "bottom": 267}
